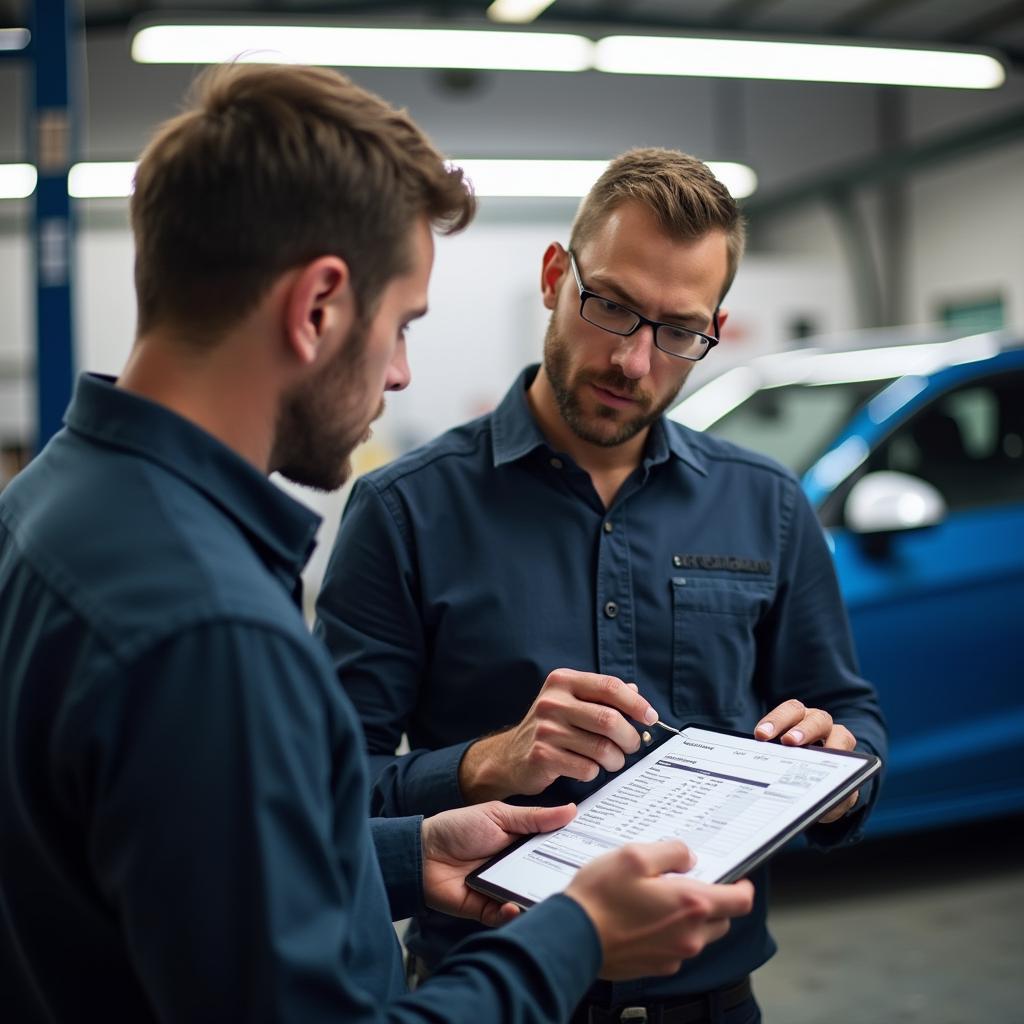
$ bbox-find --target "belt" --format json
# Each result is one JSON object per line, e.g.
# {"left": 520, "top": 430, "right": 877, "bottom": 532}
{"left": 571, "top": 976, "right": 753, "bottom": 1024}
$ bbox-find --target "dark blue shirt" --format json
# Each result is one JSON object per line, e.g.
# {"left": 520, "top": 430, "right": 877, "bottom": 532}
{"left": 0, "top": 373, "right": 600, "bottom": 1024}
{"left": 316, "top": 364, "right": 887, "bottom": 1004}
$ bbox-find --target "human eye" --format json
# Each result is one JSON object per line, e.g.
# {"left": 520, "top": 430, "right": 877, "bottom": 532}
{"left": 660, "top": 323, "right": 695, "bottom": 343}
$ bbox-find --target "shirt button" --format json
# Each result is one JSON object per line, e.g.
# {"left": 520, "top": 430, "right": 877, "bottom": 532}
{"left": 604, "top": 600, "right": 619, "bottom": 619}
{"left": 550, "top": 457, "right": 563, "bottom": 469}
{"left": 603, "top": 521, "right": 614, "bottom": 534}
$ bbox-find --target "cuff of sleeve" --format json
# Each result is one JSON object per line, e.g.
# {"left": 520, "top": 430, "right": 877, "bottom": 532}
{"left": 805, "top": 745, "right": 883, "bottom": 850}
{"left": 368, "top": 815, "right": 424, "bottom": 921}
{"left": 376, "top": 741, "right": 474, "bottom": 818}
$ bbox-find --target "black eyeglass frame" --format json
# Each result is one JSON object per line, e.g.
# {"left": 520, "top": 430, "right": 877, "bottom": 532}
{"left": 568, "top": 250, "right": 720, "bottom": 362}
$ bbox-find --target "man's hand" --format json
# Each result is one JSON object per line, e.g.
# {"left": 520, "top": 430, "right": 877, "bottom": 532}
{"left": 565, "top": 842, "right": 755, "bottom": 980}
{"left": 458, "top": 669, "right": 659, "bottom": 802}
{"left": 754, "top": 698, "right": 859, "bottom": 822}
{"left": 421, "top": 801, "right": 577, "bottom": 927}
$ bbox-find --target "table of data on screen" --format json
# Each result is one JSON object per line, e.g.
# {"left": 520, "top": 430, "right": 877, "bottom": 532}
{"left": 476, "top": 727, "right": 865, "bottom": 903}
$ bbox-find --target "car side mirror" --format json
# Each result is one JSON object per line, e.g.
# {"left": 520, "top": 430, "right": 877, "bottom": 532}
{"left": 844, "top": 470, "right": 947, "bottom": 535}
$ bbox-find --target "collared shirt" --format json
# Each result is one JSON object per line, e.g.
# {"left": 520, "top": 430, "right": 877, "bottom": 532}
{"left": 316, "top": 364, "right": 887, "bottom": 1003}
{"left": 0, "top": 373, "right": 599, "bottom": 1024}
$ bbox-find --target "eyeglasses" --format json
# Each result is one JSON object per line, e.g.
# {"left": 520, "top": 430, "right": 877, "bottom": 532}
{"left": 568, "top": 250, "right": 719, "bottom": 362}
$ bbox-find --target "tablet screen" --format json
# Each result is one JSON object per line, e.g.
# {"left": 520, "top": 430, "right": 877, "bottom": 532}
{"left": 470, "top": 725, "right": 878, "bottom": 904}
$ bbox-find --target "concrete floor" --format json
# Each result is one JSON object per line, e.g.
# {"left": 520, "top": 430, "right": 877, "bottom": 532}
{"left": 753, "top": 814, "right": 1024, "bottom": 1024}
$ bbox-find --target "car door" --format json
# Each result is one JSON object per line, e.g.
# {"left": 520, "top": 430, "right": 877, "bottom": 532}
{"left": 824, "top": 364, "right": 1024, "bottom": 833}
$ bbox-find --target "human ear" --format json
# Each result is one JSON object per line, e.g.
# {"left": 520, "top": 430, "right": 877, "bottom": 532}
{"left": 284, "top": 256, "right": 352, "bottom": 366}
{"left": 540, "top": 243, "right": 568, "bottom": 311}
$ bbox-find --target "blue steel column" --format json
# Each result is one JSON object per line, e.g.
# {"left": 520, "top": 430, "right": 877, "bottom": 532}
{"left": 30, "top": 0, "right": 77, "bottom": 451}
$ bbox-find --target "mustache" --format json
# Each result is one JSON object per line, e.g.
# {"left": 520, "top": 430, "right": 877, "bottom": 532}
{"left": 584, "top": 370, "right": 651, "bottom": 407}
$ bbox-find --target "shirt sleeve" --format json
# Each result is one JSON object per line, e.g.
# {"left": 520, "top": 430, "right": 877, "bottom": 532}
{"left": 56, "top": 620, "right": 601, "bottom": 1024}
{"left": 368, "top": 815, "right": 423, "bottom": 921}
{"left": 753, "top": 481, "right": 889, "bottom": 847}
{"left": 314, "top": 477, "right": 471, "bottom": 817}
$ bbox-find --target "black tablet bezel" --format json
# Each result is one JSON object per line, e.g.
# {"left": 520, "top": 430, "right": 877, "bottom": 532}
{"left": 466, "top": 722, "right": 881, "bottom": 908}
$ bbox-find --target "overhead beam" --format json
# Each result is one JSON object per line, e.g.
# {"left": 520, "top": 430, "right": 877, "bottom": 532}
{"left": 825, "top": 0, "right": 930, "bottom": 35}
{"left": 945, "top": 0, "right": 1024, "bottom": 43}
{"left": 715, "top": 0, "right": 787, "bottom": 30}
{"left": 744, "top": 104, "right": 1024, "bottom": 220}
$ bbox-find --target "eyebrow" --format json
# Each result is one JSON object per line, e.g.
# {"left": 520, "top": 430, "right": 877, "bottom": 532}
{"left": 586, "top": 274, "right": 709, "bottom": 327}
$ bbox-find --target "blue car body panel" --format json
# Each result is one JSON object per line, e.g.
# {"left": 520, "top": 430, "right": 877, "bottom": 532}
{"left": 803, "top": 347, "right": 1024, "bottom": 834}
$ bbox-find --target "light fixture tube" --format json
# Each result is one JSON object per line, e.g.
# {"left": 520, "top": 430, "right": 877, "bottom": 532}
{"left": 487, "top": 0, "right": 558, "bottom": 24}
{"left": 0, "top": 157, "right": 753, "bottom": 199}
{"left": 0, "top": 164, "right": 37, "bottom": 199}
{"left": 131, "top": 24, "right": 593, "bottom": 72}
{"left": 0, "top": 27, "right": 30, "bottom": 51}
{"left": 2, "top": 158, "right": 757, "bottom": 201}
{"left": 458, "top": 158, "right": 756, "bottom": 198}
{"left": 67, "top": 162, "right": 137, "bottom": 199}
{"left": 595, "top": 35, "right": 1005, "bottom": 89}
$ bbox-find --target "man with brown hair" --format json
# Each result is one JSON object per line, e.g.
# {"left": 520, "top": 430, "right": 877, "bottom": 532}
{"left": 0, "top": 76, "right": 755, "bottom": 1024}
{"left": 317, "top": 147, "right": 888, "bottom": 1023}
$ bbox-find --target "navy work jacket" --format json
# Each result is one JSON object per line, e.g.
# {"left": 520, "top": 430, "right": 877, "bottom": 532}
{"left": 316, "top": 365, "right": 888, "bottom": 1006}
{"left": 0, "top": 373, "right": 599, "bottom": 1023}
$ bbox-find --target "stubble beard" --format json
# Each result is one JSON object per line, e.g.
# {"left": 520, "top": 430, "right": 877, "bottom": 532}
{"left": 272, "top": 318, "right": 377, "bottom": 492}
{"left": 542, "top": 314, "right": 686, "bottom": 448}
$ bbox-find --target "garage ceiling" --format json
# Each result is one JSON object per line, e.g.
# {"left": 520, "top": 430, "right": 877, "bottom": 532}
{"left": 4, "top": 0, "right": 1024, "bottom": 69}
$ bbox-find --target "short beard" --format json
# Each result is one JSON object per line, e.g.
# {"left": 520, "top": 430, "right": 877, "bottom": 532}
{"left": 272, "top": 318, "right": 372, "bottom": 492}
{"left": 542, "top": 315, "right": 683, "bottom": 448}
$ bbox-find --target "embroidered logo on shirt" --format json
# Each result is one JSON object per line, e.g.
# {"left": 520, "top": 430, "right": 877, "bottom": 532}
{"left": 672, "top": 553, "right": 772, "bottom": 574}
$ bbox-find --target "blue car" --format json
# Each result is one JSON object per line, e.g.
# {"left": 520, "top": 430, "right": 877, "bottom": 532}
{"left": 671, "top": 330, "right": 1024, "bottom": 835}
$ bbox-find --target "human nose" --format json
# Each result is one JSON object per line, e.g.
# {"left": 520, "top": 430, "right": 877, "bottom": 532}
{"left": 385, "top": 338, "right": 411, "bottom": 392}
{"left": 610, "top": 323, "right": 654, "bottom": 380}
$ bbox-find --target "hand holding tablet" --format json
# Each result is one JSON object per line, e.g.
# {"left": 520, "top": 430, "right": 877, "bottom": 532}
{"left": 563, "top": 844, "right": 755, "bottom": 980}
{"left": 468, "top": 724, "right": 881, "bottom": 907}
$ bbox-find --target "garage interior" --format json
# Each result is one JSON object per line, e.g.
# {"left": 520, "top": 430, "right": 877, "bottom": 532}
{"left": 2, "top": 2, "right": 1023, "bottom": 1021}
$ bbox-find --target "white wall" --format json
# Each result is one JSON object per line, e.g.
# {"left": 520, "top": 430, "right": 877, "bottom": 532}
{"left": 0, "top": 209, "right": 852, "bottom": 438}
{"left": 906, "top": 140, "right": 1024, "bottom": 330}
{"left": 0, "top": 208, "right": 851, "bottom": 603}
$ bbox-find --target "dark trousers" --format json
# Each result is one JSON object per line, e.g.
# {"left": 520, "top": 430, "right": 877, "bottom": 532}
{"left": 568, "top": 993, "right": 760, "bottom": 1024}
{"left": 408, "top": 954, "right": 760, "bottom": 1024}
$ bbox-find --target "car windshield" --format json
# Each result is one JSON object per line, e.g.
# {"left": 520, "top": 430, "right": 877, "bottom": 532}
{"left": 706, "top": 379, "right": 894, "bottom": 475}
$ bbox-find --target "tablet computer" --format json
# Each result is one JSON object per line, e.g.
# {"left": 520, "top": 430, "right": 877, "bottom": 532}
{"left": 467, "top": 723, "right": 881, "bottom": 908}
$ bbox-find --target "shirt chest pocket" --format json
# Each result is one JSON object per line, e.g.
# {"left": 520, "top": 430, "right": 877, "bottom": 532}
{"left": 670, "top": 575, "right": 772, "bottom": 718}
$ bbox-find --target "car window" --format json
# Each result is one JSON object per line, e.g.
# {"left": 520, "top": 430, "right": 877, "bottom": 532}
{"left": 705, "top": 380, "right": 889, "bottom": 475}
{"left": 861, "top": 369, "right": 1024, "bottom": 514}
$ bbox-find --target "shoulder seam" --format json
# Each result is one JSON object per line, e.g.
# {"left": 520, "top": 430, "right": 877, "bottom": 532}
{"left": 364, "top": 420, "right": 491, "bottom": 491}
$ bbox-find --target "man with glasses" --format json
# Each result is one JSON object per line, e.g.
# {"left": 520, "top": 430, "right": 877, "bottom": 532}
{"left": 316, "top": 148, "right": 887, "bottom": 1024}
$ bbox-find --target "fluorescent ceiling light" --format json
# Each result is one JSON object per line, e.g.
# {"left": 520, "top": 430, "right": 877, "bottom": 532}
{"left": 0, "top": 162, "right": 138, "bottom": 201}
{"left": 1, "top": 158, "right": 756, "bottom": 201}
{"left": 460, "top": 158, "right": 756, "bottom": 199}
{"left": 0, "top": 27, "right": 30, "bottom": 51}
{"left": 707, "top": 162, "right": 757, "bottom": 200}
{"left": 487, "top": 0, "right": 557, "bottom": 24}
{"left": 132, "top": 25, "right": 593, "bottom": 72}
{"left": 0, "top": 164, "right": 37, "bottom": 199}
{"left": 68, "top": 162, "right": 136, "bottom": 199}
{"left": 459, "top": 158, "right": 606, "bottom": 198}
{"left": 595, "top": 36, "right": 1005, "bottom": 89}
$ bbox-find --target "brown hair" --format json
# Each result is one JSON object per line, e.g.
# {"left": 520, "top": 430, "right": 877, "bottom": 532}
{"left": 131, "top": 63, "right": 475, "bottom": 338}
{"left": 569, "top": 147, "right": 746, "bottom": 301}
